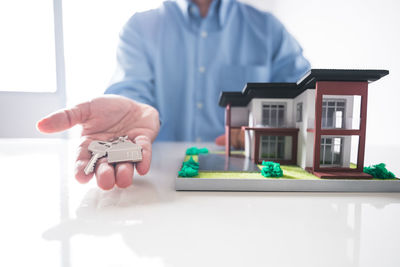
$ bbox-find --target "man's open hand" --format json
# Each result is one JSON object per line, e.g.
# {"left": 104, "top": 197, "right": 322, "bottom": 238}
{"left": 37, "top": 95, "right": 160, "bottom": 190}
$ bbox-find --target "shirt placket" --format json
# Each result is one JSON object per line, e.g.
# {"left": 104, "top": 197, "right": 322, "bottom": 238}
{"left": 194, "top": 19, "right": 209, "bottom": 143}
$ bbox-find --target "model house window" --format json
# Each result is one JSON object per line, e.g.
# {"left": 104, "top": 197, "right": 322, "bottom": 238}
{"left": 296, "top": 102, "right": 303, "bottom": 122}
{"left": 262, "top": 104, "right": 285, "bottom": 127}
{"left": 320, "top": 137, "right": 343, "bottom": 166}
{"left": 260, "top": 136, "right": 285, "bottom": 160}
{"left": 322, "top": 100, "right": 345, "bottom": 128}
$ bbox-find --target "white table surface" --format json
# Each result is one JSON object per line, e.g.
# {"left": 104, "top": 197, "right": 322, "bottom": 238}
{"left": 1, "top": 139, "right": 400, "bottom": 267}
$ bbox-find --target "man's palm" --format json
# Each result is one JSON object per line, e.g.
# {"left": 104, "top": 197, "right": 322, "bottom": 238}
{"left": 37, "top": 95, "right": 160, "bottom": 189}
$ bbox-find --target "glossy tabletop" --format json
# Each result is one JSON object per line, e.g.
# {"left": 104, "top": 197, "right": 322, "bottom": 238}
{"left": 1, "top": 139, "right": 400, "bottom": 267}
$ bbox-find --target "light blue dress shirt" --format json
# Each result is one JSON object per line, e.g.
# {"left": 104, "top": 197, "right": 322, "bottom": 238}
{"left": 105, "top": 0, "right": 311, "bottom": 141}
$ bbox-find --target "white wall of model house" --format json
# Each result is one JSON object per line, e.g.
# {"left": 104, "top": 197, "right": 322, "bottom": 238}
{"left": 234, "top": 88, "right": 357, "bottom": 168}
{"left": 249, "top": 98, "right": 294, "bottom": 160}
{"left": 293, "top": 89, "right": 315, "bottom": 169}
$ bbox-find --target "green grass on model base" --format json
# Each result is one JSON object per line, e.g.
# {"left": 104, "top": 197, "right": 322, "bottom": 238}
{"left": 183, "top": 153, "right": 319, "bottom": 180}
{"left": 279, "top": 165, "right": 320, "bottom": 180}
{"left": 184, "top": 155, "right": 198, "bottom": 162}
{"left": 188, "top": 165, "right": 320, "bottom": 180}
{"left": 181, "top": 153, "right": 398, "bottom": 180}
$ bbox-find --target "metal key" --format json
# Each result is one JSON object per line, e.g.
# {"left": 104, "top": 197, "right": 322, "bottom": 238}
{"left": 84, "top": 141, "right": 112, "bottom": 175}
{"left": 107, "top": 137, "right": 142, "bottom": 163}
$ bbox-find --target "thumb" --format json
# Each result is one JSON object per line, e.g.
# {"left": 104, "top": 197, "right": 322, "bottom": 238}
{"left": 133, "top": 135, "right": 152, "bottom": 175}
{"left": 37, "top": 102, "right": 90, "bottom": 133}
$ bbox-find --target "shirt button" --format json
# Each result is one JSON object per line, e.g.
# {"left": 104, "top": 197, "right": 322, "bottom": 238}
{"left": 199, "top": 66, "right": 205, "bottom": 73}
{"left": 197, "top": 102, "right": 203, "bottom": 109}
{"left": 201, "top": 31, "right": 208, "bottom": 38}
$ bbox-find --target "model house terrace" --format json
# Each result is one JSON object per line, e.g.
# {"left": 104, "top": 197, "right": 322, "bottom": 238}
{"left": 219, "top": 69, "right": 388, "bottom": 179}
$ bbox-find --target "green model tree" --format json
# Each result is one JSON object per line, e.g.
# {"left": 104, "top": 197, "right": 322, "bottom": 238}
{"left": 179, "top": 156, "right": 199, "bottom": 177}
{"left": 186, "top": 147, "right": 209, "bottom": 155}
{"left": 261, "top": 161, "right": 283, "bottom": 178}
{"left": 364, "top": 163, "right": 396, "bottom": 179}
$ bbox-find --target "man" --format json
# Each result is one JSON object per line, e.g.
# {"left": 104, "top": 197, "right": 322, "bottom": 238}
{"left": 37, "top": 0, "right": 310, "bottom": 190}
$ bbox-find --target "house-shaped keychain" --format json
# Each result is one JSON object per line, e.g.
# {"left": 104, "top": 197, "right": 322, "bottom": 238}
{"left": 107, "top": 137, "right": 143, "bottom": 164}
{"left": 219, "top": 69, "right": 389, "bottom": 179}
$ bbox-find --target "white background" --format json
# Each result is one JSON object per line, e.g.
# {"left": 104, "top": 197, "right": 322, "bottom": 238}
{"left": 1, "top": 0, "right": 399, "bottom": 144}
{"left": 244, "top": 0, "right": 400, "bottom": 145}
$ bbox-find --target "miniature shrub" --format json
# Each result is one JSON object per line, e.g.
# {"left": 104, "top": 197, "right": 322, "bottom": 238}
{"left": 261, "top": 161, "right": 283, "bottom": 178}
{"left": 186, "top": 147, "right": 209, "bottom": 155}
{"left": 364, "top": 163, "right": 396, "bottom": 179}
{"left": 179, "top": 156, "right": 200, "bottom": 177}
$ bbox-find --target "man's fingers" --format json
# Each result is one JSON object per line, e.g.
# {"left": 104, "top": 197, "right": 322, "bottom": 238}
{"left": 215, "top": 130, "right": 245, "bottom": 149}
{"left": 215, "top": 134, "right": 225, "bottom": 146}
{"left": 134, "top": 135, "right": 152, "bottom": 175}
{"left": 37, "top": 102, "right": 90, "bottom": 133}
{"left": 75, "top": 160, "right": 94, "bottom": 184}
{"left": 74, "top": 138, "right": 95, "bottom": 184}
{"left": 115, "top": 163, "right": 134, "bottom": 188}
{"left": 95, "top": 158, "right": 116, "bottom": 190}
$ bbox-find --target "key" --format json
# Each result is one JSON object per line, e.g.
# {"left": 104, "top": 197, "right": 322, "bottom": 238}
{"left": 84, "top": 141, "right": 111, "bottom": 175}
{"left": 107, "top": 138, "right": 142, "bottom": 163}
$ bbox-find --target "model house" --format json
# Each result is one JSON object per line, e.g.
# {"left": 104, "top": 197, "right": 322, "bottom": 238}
{"left": 219, "top": 69, "right": 388, "bottom": 178}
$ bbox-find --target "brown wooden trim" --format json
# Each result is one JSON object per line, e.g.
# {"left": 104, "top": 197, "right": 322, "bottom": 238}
{"left": 292, "top": 131, "right": 298, "bottom": 165}
{"left": 306, "top": 167, "right": 372, "bottom": 179}
{"left": 243, "top": 127, "right": 299, "bottom": 133}
{"left": 254, "top": 131, "right": 260, "bottom": 163}
{"left": 225, "top": 104, "right": 230, "bottom": 126}
{"left": 316, "top": 167, "right": 360, "bottom": 172}
{"left": 357, "top": 83, "right": 368, "bottom": 172}
{"left": 312, "top": 171, "right": 372, "bottom": 179}
{"left": 319, "top": 129, "right": 361, "bottom": 135}
{"left": 225, "top": 104, "right": 231, "bottom": 157}
{"left": 312, "top": 81, "right": 368, "bottom": 176}
{"left": 310, "top": 129, "right": 362, "bottom": 135}
{"left": 248, "top": 128, "right": 299, "bottom": 165}
{"left": 313, "top": 81, "right": 366, "bottom": 96}
{"left": 313, "top": 83, "right": 323, "bottom": 171}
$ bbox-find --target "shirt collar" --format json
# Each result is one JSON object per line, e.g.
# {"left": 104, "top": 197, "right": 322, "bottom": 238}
{"left": 175, "top": 0, "right": 233, "bottom": 27}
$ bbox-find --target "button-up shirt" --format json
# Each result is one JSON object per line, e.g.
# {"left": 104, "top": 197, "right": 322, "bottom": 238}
{"left": 105, "top": 0, "right": 311, "bottom": 141}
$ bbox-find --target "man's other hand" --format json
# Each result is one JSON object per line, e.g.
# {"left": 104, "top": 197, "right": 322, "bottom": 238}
{"left": 215, "top": 128, "right": 244, "bottom": 149}
{"left": 37, "top": 95, "right": 160, "bottom": 190}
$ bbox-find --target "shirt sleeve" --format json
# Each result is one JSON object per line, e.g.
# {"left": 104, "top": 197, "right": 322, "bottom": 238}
{"left": 268, "top": 15, "right": 311, "bottom": 82}
{"left": 105, "top": 14, "right": 157, "bottom": 109}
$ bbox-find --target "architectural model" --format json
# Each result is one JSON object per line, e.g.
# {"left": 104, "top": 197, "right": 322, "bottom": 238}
{"left": 220, "top": 69, "right": 386, "bottom": 178}
{"left": 176, "top": 69, "right": 400, "bottom": 192}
